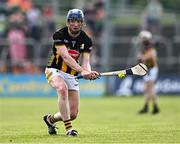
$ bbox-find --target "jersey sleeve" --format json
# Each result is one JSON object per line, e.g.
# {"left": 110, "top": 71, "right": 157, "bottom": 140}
{"left": 53, "top": 31, "right": 65, "bottom": 46}
{"left": 83, "top": 36, "right": 92, "bottom": 53}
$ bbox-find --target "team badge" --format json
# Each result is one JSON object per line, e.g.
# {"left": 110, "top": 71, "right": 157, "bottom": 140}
{"left": 80, "top": 44, "right": 84, "bottom": 49}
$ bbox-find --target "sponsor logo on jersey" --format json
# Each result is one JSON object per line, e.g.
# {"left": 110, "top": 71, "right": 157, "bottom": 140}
{"left": 80, "top": 44, "right": 84, "bottom": 49}
{"left": 64, "top": 39, "right": 68, "bottom": 43}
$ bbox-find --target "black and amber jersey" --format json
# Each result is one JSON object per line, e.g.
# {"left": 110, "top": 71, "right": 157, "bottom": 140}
{"left": 140, "top": 43, "right": 158, "bottom": 69}
{"left": 46, "top": 27, "right": 92, "bottom": 76}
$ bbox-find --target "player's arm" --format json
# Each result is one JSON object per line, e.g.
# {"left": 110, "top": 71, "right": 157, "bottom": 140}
{"left": 150, "top": 49, "right": 158, "bottom": 64}
{"left": 56, "top": 45, "right": 83, "bottom": 72}
{"left": 144, "top": 49, "right": 156, "bottom": 60}
{"left": 81, "top": 52, "right": 99, "bottom": 80}
{"left": 56, "top": 45, "right": 92, "bottom": 78}
{"left": 81, "top": 52, "right": 91, "bottom": 71}
{"left": 53, "top": 31, "right": 92, "bottom": 78}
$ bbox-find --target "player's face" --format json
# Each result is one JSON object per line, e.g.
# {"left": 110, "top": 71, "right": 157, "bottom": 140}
{"left": 67, "top": 19, "right": 83, "bottom": 35}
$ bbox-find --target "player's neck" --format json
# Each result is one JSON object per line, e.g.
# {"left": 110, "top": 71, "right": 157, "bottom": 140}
{"left": 68, "top": 28, "right": 80, "bottom": 38}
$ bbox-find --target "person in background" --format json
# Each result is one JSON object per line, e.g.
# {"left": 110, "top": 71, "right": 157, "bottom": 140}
{"left": 42, "top": 5, "right": 56, "bottom": 38}
{"left": 83, "top": 0, "right": 106, "bottom": 69}
{"left": 7, "top": 9, "right": 27, "bottom": 73}
{"left": 26, "top": 4, "right": 42, "bottom": 41}
{"left": 141, "top": 0, "right": 163, "bottom": 35}
{"left": 137, "top": 30, "right": 160, "bottom": 114}
{"left": 43, "top": 9, "right": 99, "bottom": 136}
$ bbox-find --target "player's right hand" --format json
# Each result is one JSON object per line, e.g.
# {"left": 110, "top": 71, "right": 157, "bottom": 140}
{"left": 80, "top": 70, "right": 100, "bottom": 80}
{"left": 80, "top": 69, "right": 92, "bottom": 80}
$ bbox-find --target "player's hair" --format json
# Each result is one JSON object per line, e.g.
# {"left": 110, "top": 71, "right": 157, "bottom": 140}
{"left": 66, "top": 9, "right": 84, "bottom": 23}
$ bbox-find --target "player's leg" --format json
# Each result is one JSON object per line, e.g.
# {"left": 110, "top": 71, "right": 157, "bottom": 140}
{"left": 63, "top": 90, "right": 79, "bottom": 136}
{"left": 148, "top": 67, "right": 159, "bottom": 114}
{"left": 63, "top": 72, "right": 79, "bottom": 136}
{"left": 46, "top": 83, "right": 80, "bottom": 123}
{"left": 44, "top": 68, "right": 78, "bottom": 136}
{"left": 50, "top": 75, "right": 78, "bottom": 135}
{"left": 44, "top": 75, "right": 71, "bottom": 135}
{"left": 139, "top": 72, "right": 151, "bottom": 114}
{"left": 68, "top": 90, "right": 80, "bottom": 120}
{"left": 45, "top": 91, "right": 79, "bottom": 136}
{"left": 47, "top": 112, "right": 62, "bottom": 123}
{"left": 139, "top": 81, "right": 149, "bottom": 114}
{"left": 149, "top": 81, "right": 159, "bottom": 114}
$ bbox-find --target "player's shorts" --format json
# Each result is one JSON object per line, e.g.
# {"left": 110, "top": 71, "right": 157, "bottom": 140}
{"left": 45, "top": 68, "right": 79, "bottom": 91}
{"left": 143, "top": 67, "right": 158, "bottom": 82}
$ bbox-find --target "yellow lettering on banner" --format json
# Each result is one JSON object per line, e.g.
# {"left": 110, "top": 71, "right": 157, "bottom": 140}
{"left": 8, "top": 82, "right": 52, "bottom": 93}
{"left": 79, "top": 82, "right": 104, "bottom": 91}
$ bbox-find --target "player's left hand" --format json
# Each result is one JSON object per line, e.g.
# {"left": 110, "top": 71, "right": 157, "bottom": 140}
{"left": 90, "top": 71, "right": 100, "bottom": 80}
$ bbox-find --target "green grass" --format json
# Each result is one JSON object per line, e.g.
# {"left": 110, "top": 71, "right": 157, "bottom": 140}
{"left": 0, "top": 96, "right": 180, "bottom": 143}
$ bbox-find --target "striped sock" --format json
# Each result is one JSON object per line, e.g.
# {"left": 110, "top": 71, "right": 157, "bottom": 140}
{"left": 49, "top": 115, "right": 56, "bottom": 124}
{"left": 64, "top": 119, "right": 72, "bottom": 131}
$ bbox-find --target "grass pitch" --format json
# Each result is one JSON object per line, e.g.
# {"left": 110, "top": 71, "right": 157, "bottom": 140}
{"left": 0, "top": 96, "right": 180, "bottom": 143}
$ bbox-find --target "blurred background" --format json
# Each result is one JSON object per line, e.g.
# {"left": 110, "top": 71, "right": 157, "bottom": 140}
{"left": 0, "top": 0, "right": 180, "bottom": 97}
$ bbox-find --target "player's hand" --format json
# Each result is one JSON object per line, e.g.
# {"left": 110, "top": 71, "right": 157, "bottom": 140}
{"left": 90, "top": 71, "right": 100, "bottom": 80}
{"left": 80, "top": 70, "right": 99, "bottom": 80}
{"left": 80, "top": 69, "right": 92, "bottom": 80}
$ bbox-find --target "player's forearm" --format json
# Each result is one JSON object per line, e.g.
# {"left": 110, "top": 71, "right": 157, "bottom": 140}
{"left": 81, "top": 53, "right": 91, "bottom": 71}
{"left": 62, "top": 54, "right": 84, "bottom": 73}
{"left": 82, "top": 62, "right": 91, "bottom": 71}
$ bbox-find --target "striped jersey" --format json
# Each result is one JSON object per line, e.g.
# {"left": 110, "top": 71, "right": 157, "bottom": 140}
{"left": 140, "top": 43, "right": 158, "bottom": 69}
{"left": 46, "top": 27, "right": 92, "bottom": 76}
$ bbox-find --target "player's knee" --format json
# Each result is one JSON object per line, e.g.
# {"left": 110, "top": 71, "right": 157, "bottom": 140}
{"left": 56, "top": 84, "right": 68, "bottom": 95}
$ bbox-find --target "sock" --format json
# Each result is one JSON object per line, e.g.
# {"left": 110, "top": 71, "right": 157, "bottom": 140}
{"left": 144, "top": 103, "right": 148, "bottom": 110}
{"left": 49, "top": 115, "right": 57, "bottom": 124}
{"left": 54, "top": 112, "right": 62, "bottom": 121}
{"left": 64, "top": 119, "right": 72, "bottom": 132}
{"left": 153, "top": 103, "right": 159, "bottom": 110}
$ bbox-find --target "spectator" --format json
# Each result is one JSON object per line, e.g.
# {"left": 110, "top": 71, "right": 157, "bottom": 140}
{"left": 83, "top": 3, "right": 96, "bottom": 38}
{"left": 0, "top": 5, "right": 7, "bottom": 38}
{"left": 93, "top": 0, "right": 105, "bottom": 37}
{"left": 42, "top": 5, "right": 55, "bottom": 38}
{"left": 141, "top": 0, "right": 163, "bottom": 35}
{"left": 8, "top": 7, "right": 27, "bottom": 32}
{"left": 26, "top": 4, "right": 42, "bottom": 41}
{"left": 0, "top": 61, "right": 7, "bottom": 73}
{"left": 83, "top": 0, "right": 106, "bottom": 38}
{"left": 20, "top": 0, "right": 32, "bottom": 12}
{"left": 7, "top": 27, "right": 27, "bottom": 73}
{"left": 7, "top": 9, "right": 27, "bottom": 73}
{"left": 83, "top": 0, "right": 106, "bottom": 68}
{"left": 7, "top": 0, "right": 22, "bottom": 9}
{"left": 7, "top": 0, "right": 32, "bottom": 12}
